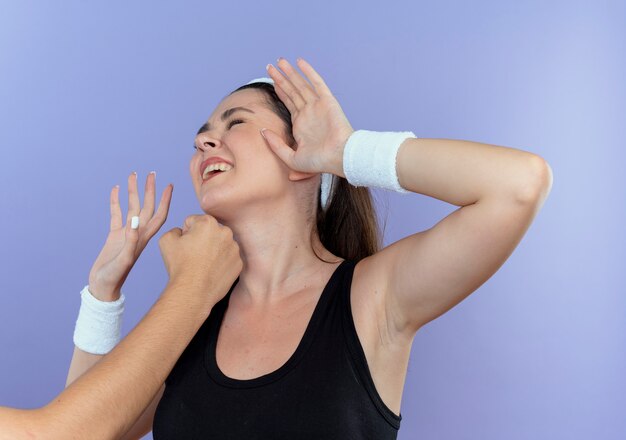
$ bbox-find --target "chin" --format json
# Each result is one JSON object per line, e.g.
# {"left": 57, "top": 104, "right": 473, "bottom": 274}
{"left": 198, "top": 195, "right": 236, "bottom": 224}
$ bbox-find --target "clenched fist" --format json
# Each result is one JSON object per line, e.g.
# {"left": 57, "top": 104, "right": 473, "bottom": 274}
{"left": 158, "top": 214, "right": 243, "bottom": 304}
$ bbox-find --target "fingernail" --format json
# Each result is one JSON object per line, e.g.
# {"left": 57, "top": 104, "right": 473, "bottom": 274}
{"left": 131, "top": 216, "right": 139, "bottom": 229}
{"left": 266, "top": 63, "right": 272, "bottom": 71}
{"left": 150, "top": 170, "right": 156, "bottom": 176}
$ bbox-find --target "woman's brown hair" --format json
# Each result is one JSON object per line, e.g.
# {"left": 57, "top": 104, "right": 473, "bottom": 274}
{"left": 227, "top": 82, "right": 387, "bottom": 263}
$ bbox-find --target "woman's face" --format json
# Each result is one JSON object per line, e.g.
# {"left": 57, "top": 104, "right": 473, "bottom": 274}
{"left": 189, "top": 89, "right": 296, "bottom": 220}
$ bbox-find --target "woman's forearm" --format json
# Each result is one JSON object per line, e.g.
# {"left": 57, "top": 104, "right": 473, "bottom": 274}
{"left": 328, "top": 136, "right": 550, "bottom": 206}
{"left": 393, "top": 138, "right": 549, "bottom": 205}
{"left": 65, "top": 347, "right": 104, "bottom": 387}
{"left": 0, "top": 281, "right": 218, "bottom": 440}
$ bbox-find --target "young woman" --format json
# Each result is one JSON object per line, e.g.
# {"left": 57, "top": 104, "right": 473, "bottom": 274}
{"left": 65, "top": 57, "right": 552, "bottom": 439}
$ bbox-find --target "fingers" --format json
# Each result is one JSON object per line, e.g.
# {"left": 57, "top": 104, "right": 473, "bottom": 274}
{"left": 272, "top": 82, "right": 298, "bottom": 117}
{"left": 295, "top": 57, "right": 333, "bottom": 98}
{"left": 133, "top": 173, "right": 173, "bottom": 240}
{"left": 165, "top": 227, "right": 182, "bottom": 239}
{"left": 151, "top": 183, "right": 174, "bottom": 229}
{"left": 183, "top": 214, "right": 216, "bottom": 234}
{"left": 158, "top": 227, "right": 181, "bottom": 247}
{"left": 266, "top": 63, "right": 306, "bottom": 111}
{"left": 135, "top": 171, "right": 159, "bottom": 251}
{"left": 267, "top": 58, "right": 331, "bottom": 114}
{"left": 142, "top": 171, "right": 156, "bottom": 219}
{"left": 108, "top": 170, "right": 174, "bottom": 240}
{"left": 275, "top": 57, "right": 318, "bottom": 103}
{"left": 127, "top": 172, "right": 140, "bottom": 226}
{"left": 183, "top": 215, "right": 196, "bottom": 233}
{"left": 123, "top": 214, "right": 140, "bottom": 264}
{"left": 261, "top": 128, "right": 297, "bottom": 169}
{"left": 110, "top": 185, "right": 123, "bottom": 231}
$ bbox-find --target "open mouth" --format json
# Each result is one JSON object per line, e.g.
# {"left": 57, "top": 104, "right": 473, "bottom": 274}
{"left": 201, "top": 164, "right": 233, "bottom": 183}
{"left": 202, "top": 170, "right": 227, "bottom": 182}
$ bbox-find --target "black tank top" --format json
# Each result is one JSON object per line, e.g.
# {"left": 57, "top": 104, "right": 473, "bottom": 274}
{"left": 152, "top": 259, "right": 402, "bottom": 439}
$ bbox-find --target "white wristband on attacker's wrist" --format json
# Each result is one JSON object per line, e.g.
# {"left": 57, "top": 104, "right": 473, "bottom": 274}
{"left": 342, "top": 129, "right": 416, "bottom": 193}
{"left": 73, "top": 285, "right": 125, "bottom": 355}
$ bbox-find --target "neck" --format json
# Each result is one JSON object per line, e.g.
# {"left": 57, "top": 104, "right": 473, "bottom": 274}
{"left": 219, "top": 204, "right": 340, "bottom": 307}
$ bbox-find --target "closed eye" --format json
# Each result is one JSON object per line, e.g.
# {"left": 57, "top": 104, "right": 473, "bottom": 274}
{"left": 192, "top": 118, "right": 246, "bottom": 150}
{"left": 227, "top": 118, "right": 245, "bottom": 128}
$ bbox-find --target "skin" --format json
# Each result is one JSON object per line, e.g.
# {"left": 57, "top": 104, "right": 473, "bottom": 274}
{"left": 55, "top": 84, "right": 347, "bottom": 440}
{"left": 2, "top": 56, "right": 553, "bottom": 437}
{"left": 191, "top": 87, "right": 342, "bottom": 308}
{"left": 55, "top": 74, "right": 344, "bottom": 439}
{"left": 0, "top": 214, "right": 243, "bottom": 439}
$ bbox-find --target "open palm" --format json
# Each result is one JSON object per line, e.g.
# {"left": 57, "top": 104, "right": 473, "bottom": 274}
{"left": 88, "top": 172, "right": 173, "bottom": 301}
{"left": 262, "top": 57, "right": 354, "bottom": 176}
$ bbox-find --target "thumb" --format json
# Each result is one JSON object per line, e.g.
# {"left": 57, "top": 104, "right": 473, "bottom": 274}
{"left": 261, "top": 128, "right": 297, "bottom": 169}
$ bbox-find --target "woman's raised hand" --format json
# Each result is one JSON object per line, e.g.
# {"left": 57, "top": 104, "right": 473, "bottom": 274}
{"left": 88, "top": 171, "right": 173, "bottom": 301}
{"left": 261, "top": 57, "right": 355, "bottom": 177}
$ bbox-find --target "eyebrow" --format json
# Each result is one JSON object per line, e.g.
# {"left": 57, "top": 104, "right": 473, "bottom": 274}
{"left": 196, "top": 107, "right": 256, "bottom": 135}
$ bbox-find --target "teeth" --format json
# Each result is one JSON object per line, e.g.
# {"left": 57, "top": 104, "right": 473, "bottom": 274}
{"left": 202, "top": 163, "right": 233, "bottom": 180}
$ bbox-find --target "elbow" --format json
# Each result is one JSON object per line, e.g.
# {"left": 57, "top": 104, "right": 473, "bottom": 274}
{"left": 514, "top": 154, "right": 554, "bottom": 205}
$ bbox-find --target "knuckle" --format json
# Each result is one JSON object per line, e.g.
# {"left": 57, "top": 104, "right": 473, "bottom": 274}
{"left": 159, "top": 229, "right": 172, "bottom": 240}
{"left": 223, "top": 227, "right": 234, "bottom": 239}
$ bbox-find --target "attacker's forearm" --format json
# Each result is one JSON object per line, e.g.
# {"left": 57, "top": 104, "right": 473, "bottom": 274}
{"left": 0, "top": 281, "right": 217, "bottom": 440}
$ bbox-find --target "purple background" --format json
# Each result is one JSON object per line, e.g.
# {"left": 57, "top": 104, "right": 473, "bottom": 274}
{"left": 1, "top": 1, "right": 624, "bottom": 439}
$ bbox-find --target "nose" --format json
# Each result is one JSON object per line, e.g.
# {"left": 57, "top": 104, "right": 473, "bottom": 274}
{"left": 198, "top": 140, "right": 217, "bottom": 151}
{"left": 197, "top": 126, "right": 227, "bottom": 150}
{"left": 196, "top": 132, "right": 221, "bottom": 152}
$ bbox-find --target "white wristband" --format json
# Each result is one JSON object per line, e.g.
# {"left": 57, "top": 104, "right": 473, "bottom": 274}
{"left": 342, "top": 129, "right": 415, "bottom": 193}
{"left": 73, "top": 285, "right": 125, "bottom": 355}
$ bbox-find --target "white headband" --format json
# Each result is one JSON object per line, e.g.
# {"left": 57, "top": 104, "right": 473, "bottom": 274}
{"left": 245, "top": 77, "right": 337, "bottom": 211}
